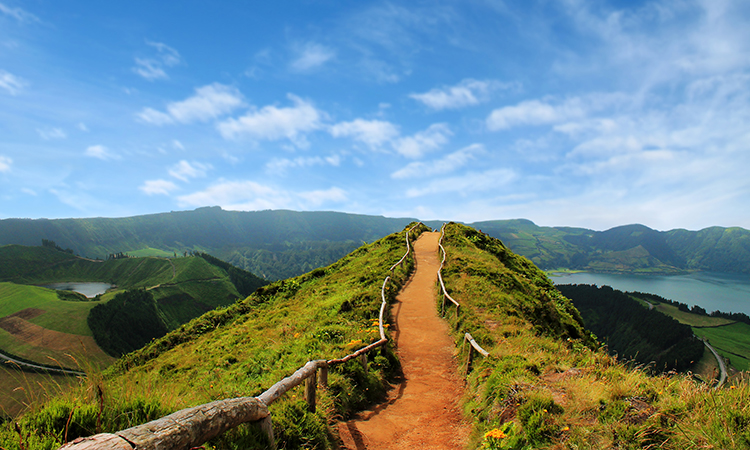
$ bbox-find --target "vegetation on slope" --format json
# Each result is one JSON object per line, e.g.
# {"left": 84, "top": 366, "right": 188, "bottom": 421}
{"left": 557, "top": 284, "right": 704, "bottom": 372}
{"left": 439, "top": 222, "right": 750, "bottom": 449}
{"left": 0, "top": 224, "right": 428, "bottom": 449}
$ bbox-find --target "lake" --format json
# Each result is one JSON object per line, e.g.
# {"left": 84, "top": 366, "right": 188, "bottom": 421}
{"left": 550, "top": 272, "right": 750, "bottom": 316}
{"left": 43, "top": 282, "right": 112, "bottom": 298}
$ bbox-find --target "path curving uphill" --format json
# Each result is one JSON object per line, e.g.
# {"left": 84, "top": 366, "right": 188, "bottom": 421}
{"left": 339, "top": 232, "right": 470, "bottom": 449}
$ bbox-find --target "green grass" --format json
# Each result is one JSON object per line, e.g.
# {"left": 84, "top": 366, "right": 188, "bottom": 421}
{"left": 643, "top": 300, "right": 736, "bottom": 327}
{"left": 0, "top": 282, "right": 99, "bottom": 336}
{"left": 127, "top": 248, "right": 176, "bottom": 258}
{"left": 0, "top": 223, "right": 427, "bottom": 450}
{"left": 694, "top": 323, "right": 750, "bottom": 372}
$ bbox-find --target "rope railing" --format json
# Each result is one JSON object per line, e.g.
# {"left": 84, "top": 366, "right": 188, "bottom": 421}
{"left": 60, "top": 223, "right": 422, "bottom": 450}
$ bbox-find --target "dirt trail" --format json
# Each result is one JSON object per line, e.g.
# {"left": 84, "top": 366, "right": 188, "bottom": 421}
{"left": 339, "top": 232, "right": 470, "bottom": 450}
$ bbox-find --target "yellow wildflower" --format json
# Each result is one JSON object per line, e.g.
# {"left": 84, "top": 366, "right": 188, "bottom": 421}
{"left": 484, "top": 428, "right": 507, "bottom": 440}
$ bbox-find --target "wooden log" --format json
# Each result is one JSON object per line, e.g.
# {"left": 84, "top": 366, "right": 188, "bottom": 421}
{"left": 116, "top": 397, "right": 269, "bottom": 450}
{"left": 465, "top": 341, "right": 474, "bottom": 376}
{"left": 60, "top": 397, "right": 269, "bottom": 450}
{"left": 258, "top": 360, "right": 324, "bottom": 407}
{"left": 327, "top": 339, "right": 386, "bottom": 366}
{"left": 305, "top": 369, "right": 317, "bottom": 413}
{"left": 58, "top": 434, "right": 133, "bottom": 450}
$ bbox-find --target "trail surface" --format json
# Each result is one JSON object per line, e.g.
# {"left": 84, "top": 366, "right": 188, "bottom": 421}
{"left": 339, "top": 232, "right": 470, "bottom": 450}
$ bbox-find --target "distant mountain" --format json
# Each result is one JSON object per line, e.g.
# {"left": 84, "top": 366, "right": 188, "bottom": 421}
{"left": 1, "top": 208, "right": 748, "bottom": 277}
{"left": 0, "top": 207, "right": 416, "bottom": 280}
{"left": 475, "top": 220, "right": 750, "bottom": 274}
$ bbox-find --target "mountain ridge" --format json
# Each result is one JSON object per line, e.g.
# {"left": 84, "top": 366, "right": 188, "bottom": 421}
{"left": 1, "top": 208, "right": 749, "bottom": 277}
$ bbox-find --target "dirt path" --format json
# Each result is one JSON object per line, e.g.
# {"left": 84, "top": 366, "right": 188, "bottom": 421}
{"left": 338, "top": 232, "right": 470, "bottom": 450}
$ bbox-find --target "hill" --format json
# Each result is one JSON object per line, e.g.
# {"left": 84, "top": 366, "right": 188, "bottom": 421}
{"left": 0, "top": 208, "right": 415, "bottom": 281}
{"left": 475, "top": 220, "right": 750, "bottom": 274}
{"left": 2, "top": 223, "right": 749, "bottom": 449}
{"left": 2, "top": 209, "right": 749, "bottom": 279}
{"left": 0, "top": 245, "right": 267, "bottom": 361}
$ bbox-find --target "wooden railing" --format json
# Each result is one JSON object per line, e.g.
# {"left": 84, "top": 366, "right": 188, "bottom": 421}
{"left": 60, "top": 224, "right": 421, "bottom": 450}
{"left": 436, "top": 223, "right": 490, "bottom": 376}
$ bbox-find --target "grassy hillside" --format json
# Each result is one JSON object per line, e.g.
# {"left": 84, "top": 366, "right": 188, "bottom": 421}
{"left": 0, "top": 223, "right": 427, "bottom": 449}
{"left": 438, "top": 223, "right": 750, "bottom": 449}
{"left": 0, "top": 208, "right": 416, "bottom": 281}
{"left": 3, "top": 223, "right": 750, "bottom": 449}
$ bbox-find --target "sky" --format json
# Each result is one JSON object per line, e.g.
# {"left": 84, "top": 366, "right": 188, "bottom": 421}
{"left": 1, "top": 0, "right": 749, "bottom": 231}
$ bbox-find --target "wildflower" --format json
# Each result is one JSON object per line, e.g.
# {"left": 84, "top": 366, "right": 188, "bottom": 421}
{"left": 484, "top": 428, "right": 507, "bottom": 440}
{"left": 731, "top": 385, "right": 737, "bottom": 389}
{"left": 561, "top": 426, "right": 570, "bottom": 431}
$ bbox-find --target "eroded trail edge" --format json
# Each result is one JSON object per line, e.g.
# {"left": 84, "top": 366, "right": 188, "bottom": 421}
{"left": 339, "top": 232, "right": 470, "bottom": 450}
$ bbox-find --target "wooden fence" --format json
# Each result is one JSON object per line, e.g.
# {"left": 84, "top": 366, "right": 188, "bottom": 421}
{"left": 60, "top": 224, "right": 421, "bottom": 450}
{"left": 436, "top": 224, "right": 490, "bottom": 376}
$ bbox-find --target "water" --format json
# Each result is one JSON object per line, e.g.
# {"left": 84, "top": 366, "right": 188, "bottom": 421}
{"left": 43, "top": 282, "right": 111, "bottom": 298}
{"left": 551, "top": 272, "right": 750, "bottom": 316}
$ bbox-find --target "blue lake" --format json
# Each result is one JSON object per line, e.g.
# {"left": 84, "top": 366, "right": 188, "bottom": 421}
{"left": 43, "top": 282, "right": 111, "bottom": 298}
{"left": 551, "top": 272, "right": 750, "bottom": 316}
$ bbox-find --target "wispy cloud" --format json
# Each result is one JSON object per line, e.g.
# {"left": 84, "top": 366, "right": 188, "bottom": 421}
{"left": 406, "top": 168, "right": 517, "bottom": 198}
{"left": 177, "top": 179, "right": 348, "bottom": 211}
{"left": 410, "top": 79, "right": 515, "bottom": 110}
{"left": 137, "top": 83, "right": 244, "bottom": 125}
{"left": 393, "top": 123, "right": 452, "bottom": 158}
{"left": 290, "top": 42, "right": 336, "bottom": 71}
{"left": 168, "top": 160, "right": 212, "bottom": 182}
{"left": 0, "top": 2, "right": 39, "bottom": 23}
{"left": 217, "top": 94, "right": 323, "bottom": 147}
{"left": 0, "top": 155, "right": 11, "bottom": 173}
{"left": 85, "top": 145, "right": 120, "bottom": 161}
{"left": 0, "top": 70, "right": 27, "bottom": 95}
{"left": 329, "top": 119, "right": 400, "bottom": 149}
{"left": 486, "top": 94, "right": 624, "bottom": 131}
{"left": 265, "top": 155, "right": 341, "bottom": 175}
{"left": 133, "top": 41, "right": 181, "bottom": 81}
{"left": 140, "top": 179, "right": 178, "bottom": 196}
{"left": 36, "top": 127, "right": 67, "bottom": 140}
{"left": 391, "top": 144, "right": 483, "bottom": 179}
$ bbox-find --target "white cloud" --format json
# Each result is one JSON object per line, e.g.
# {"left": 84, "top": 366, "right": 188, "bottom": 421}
{"left": 137, "top": 83, "right": 244, "bottom": 125}
{"left": 133, "top": 41, "right": 181, "bottom": 81}
{"left": 298, "top": 187, "right": 347, "bottom": 206}
{"left": 410, "top": 79, "right": 514, "bottom": 110}
{"left": 85, "top": 145, "right": 120, "bottom": 161}
{"left": 0, "top": 155, "right": 11, "bottom": 172}
{"left": 168, "top": 160, "right": 212, "bottom": 182}
{"left": 78, "top": 122, "right": 89, "bottom": 132}
{"left": 391, "top": 144, "right": 484, "bottom": 179}
{"left": 266, "top": 155, "right": 341, "bottom": 175}
{"left": 177, "top": 180, "right": 291, "bottom": 211}
{"left": 177, "top": 179, "right": 348, "bottom": 211}
{"left": 0, "top": 3, "right": 39, "bottom": 23}
{"left": 290, "top": 42, "right": 336, "bottom": 71}
{"left": 37, "top": 127, "right": 67, "bottom": 140}
{"left": 486, "top": 94, "right": 624, "bottom": 131}
{"left": 140, "top": 179, "right": 178, "bottom": 196}
{"left": 136, "top": 107, "right": 174, "bottom": 125}
{"left": 406, "top": 168, "right": 517, "bottom": 198}
{"left": 330, "top": 119, "right": 400, "bottom": 149}
{"left": 393, "top": 123, "right": 452, "bottom": 158}
{"left": 217, "top": 94, "right": 323, "bottom": 146}
{"left": 0, "top": 69, "right": 27, "bottom": 95}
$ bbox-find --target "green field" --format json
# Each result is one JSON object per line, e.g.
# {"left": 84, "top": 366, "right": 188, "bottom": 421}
{"left": 649, "top": 301, "right": 734, "bottom": 327}
{"left": 693, "top": 322, "right": 750, "bottom": 372}
{"left": 0, "top": 282, "right": 99, "bottom": 336}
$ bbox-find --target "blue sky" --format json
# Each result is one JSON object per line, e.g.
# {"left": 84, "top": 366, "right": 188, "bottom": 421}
{"left": 1, "top": 0, "right": 749, "bottom": 231}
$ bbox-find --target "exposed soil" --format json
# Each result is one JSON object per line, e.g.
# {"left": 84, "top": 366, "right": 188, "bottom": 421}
{"left": 338, "top": 232, "right": 471, "bottom": 450}
{"left": 8, "top": 307, "right": 44, "bottom": 320}
{"left": 0, "top": 316, "right": 94, "bottom": 353}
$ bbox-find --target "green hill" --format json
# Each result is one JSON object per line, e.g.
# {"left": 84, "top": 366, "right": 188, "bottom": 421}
{"left": 2, "top": 223, "right": 749, "bottom": 450}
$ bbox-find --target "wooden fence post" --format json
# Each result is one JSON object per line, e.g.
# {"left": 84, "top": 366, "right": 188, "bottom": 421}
{"left": 319, "top": 365, "right": 328, "bottom": 389}
{"left": 305, "top": 370, "right": 317, "bottom": 413}
{"left": 465, "top": 339, "right": 474, "bottom": 376}
{"left": 360, "top": 353, "right": 368, "bottom": 372}
{"left": 259, "top": 415, "right": 275, "bottom": 449}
